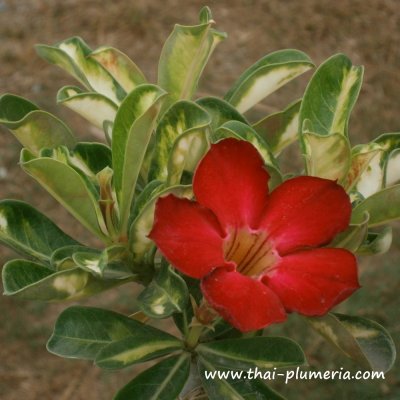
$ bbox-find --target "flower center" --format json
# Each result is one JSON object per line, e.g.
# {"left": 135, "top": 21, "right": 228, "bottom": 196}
{"left": 223, "top": 228, "right": 277, "bottom": 278}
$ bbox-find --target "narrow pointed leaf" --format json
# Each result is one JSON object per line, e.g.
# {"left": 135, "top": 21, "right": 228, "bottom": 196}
{"left": 308, "top": 313, "right": 396, "bottom": 372}
{"left": 0, "top": 200, "right": 79, "bottom": 263}
{"left": 357, "top": 227, "right": 392, "bottom": 255}
{"left": 95, "top": 329, "right": 182, "bottom": 370}
{"left": 352, "top": 184, "right": 400, "bottom": 226}
{"left": 112, "top": 84, "right": 166, "bottom": 235}
{"left": 47, "top": 306, "right": 169, "bottom": 360}
{"left": 90, "top": 46, "right": 147, "bottom": 93}
{"left": 36, "top": 37, "right": 126, "bottom": 103}
{"left": 57, "top": 86, "right": 118, "bottom": 129}
{"left": 225, "top": 50, "right": 313, "bottom": 113}
{"left": 149, "top": 100, "right": 211, "bottom": 182}
{"left": 300, "top": 54, "right": 363, "bottom": 138}
{"left": 2, "top": 260, "right": 123, "bottom": 301}
{"left": 198, "top": 337, "right": 305, "bottom": 370}
{"left": 303, "top": 132, "right": 351, "bottom": 181}
{"left": 114, "top": 354, "right": 191, "bottom": 400}
{"left": 20, "top": 150, "right": 108, "bottom": 241}
{"left": 198, "top": 357, "right": 285, "bottom": 400}
{"left": 253, "top": 99, "right": 301, "bottom": 156}
{"left": 0, "top": 94, "right": 76, "bottom": 154}
{"left": 158, "top": 17, "right": 226, "bottom": 110}
{"left": 196, "top": 96, "right": 248, "bottom": 131}
{"left": 138, "top": 264, "right": 188, "bottom": 318}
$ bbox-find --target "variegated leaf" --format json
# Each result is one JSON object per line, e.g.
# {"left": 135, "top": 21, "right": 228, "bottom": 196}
{"left": 57, "top": 86, "right": 118, "bottom": 129}
{"left": 129, "top": 185, "right": 193, "bottom": 264}
{"left": 90, "top": 46, "right": 147, "bottom": 93}
{"left": 20, "top": 149, "right": 108, "bottom": 241}
{"left": 2, "top": 260, "right": 125, "bottom": 301}
{"left": 112, "top": 84, "right": 166, "bottom": 235}
{"left": 253, "top": 99, "right": 301, "bottom": 156}
{"left": 50, "top": 245, "right": 96, "bottom": 271}
{"left": 385, "top": 148, "right": 400, "bottom": 186}
{"left": 158, "top": 7, "right": 226, "bottom": 110}
{"left": 36, "top": 37, "right": 126, "bottom": 103}
{"left": 0, "top": 200, "right": 79, "bottom": 263}
{"left": 357, "top": 227, "right": 392, "bottom": 255}
{"left": 308, "top": 313, "right": 396, "bottom": 372}
{"left": 225, "top": 50, "right": 313, "bottom": 113}
{"left": 299, "top": 54, "right": 363, "bottom": 137}
{"left": 0, "top": 94, "right": 76, "bottom": 154}
{"left": 303, "top": 132, "right": 351, "bottom": 181}
{"left": 149, "top": 100, "right": 211, "bottom": 182}
{"left": 138, "top": 264, "right": 188, "bottom": 318}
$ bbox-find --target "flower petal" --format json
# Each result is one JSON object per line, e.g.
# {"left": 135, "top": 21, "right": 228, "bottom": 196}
{"left": 149, "top": 195, "right": 231, "bottom": 278}
{"left": 202, "top": 268, "right": 286, "bottom": 332}
{"left": 263, "top": 248, "right": 359, "bottom": 315}
{"left": 260, "top": 176, "right": 351, "bottom": 254}
{"left": 193, "top": 138, "right": 269, "bottom": 229}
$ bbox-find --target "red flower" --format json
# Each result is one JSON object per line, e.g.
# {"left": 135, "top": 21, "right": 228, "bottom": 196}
{"left": 149, "top": 138, "right": 359, "bottom": 332}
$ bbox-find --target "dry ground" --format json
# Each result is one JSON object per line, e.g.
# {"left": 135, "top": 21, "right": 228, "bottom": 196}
{"left": 1, "top": 0, "right": 400, "bottom": 399}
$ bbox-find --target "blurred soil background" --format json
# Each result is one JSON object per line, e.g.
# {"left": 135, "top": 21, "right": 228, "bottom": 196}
{"left": 0, "top": 0, "right": 400, "bottom": 399}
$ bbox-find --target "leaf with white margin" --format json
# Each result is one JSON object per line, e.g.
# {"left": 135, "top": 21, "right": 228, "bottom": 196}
{"left": 149, "top": 100, "right": 211, "bottom": 182}
{"left": 253, "top": 99, "right": 301, "bottom": 156}
{"left": 198, "top": 357, "right": 285, "bottom": 400}
{"left": 138, "top": 264, "right": 188, "bottom": 318}
{"left": 158, "top": 7, "right": 226, "bottom": 111}
{"left": 373, "top": 132, "right": 400, "bottom": 186}
{"left": 357, "top": 227, "right": 392, "bottom": 255}
{"left": 90, "top": 47, "right": 147, "bottom": 93}
{"left": 385, "top": 148, "right": 400, "bottom": 186}
{"left": 114, "top": 354, "right": 191, "bottom": 400}
{"left": 344, "top": 142, "right": 383, "bottom": 193}
{"left": 112, "top": 84, "right": 167, "bottom": 235}
{"left": 303, "top": 131, "right": 351, "bottom": 181}
{"left": 352, "top": 184, "right": 400, "bottom": 226}
{"left": 225, "top": 50, "right": 313, "bottom": 113}
{"left": 299, "top": 54, "right": 363, "bottom": 137}
{"left": 0, "top": 200, "right": 79, "bottom": 264}
{"left": 57, "top": 86, "right": 118, "bottom": 129}
{"left": 308, "top": 313, "right": 396, "bottom": 372}
{"left": 36, "top": 37, "right": 126, "bottom": 104}
{"left": 20, "top": 149, "right": 108, "bottom": 241}
{"left": 331, "top": 212, "right": 369, "bottom": 252}
{"left": 0, "top": 94, "right": 76, "bottom": 154}
{"left": 2, "top": 260, "right": 126, "bottom": 301}
{"left": 129, "top": 185, "right": 192, "bottom": 264}
{"left": 167, "top": 129, "right": 210, "bottom": 185}
{"left": 50, "top": 245, "right": 97, "bottom": 271}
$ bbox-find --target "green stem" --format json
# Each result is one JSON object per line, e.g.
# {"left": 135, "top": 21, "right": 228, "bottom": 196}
{"left": 185, "top": 324, "right": 204, "bottom": 349}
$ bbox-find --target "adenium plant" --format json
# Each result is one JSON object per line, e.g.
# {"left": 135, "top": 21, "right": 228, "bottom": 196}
{"left": 0, "top": 7, "right": 397, "bottom": 399}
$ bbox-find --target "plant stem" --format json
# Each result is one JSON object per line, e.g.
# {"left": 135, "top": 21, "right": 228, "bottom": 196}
{"left": 185, "top": 324, "right": 204, "bottom": 349}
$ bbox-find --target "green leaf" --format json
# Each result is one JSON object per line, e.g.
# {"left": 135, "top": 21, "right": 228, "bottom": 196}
{"left": 36, "top": 37, "right": 126, "bottom": 103}
{"left": 196, "top": 96, "right": 248, "bottom": 131}
{"left": 129, "top": 185, "right": 192, "bottom": 264}
{"left": 253, "top": 99, "right": 301, "bottom": 156}
{"left": 352, "top": 184, "right": 400, "bottom": 226}
{"left": 385, "top": 148, "right": 400, "bottom": 186}
{"left": 308, "top": 313, "right": 396, "bottom": 372}
{"left": 47, "top": 306, "right": 166, "bottom": 360}
{"left": 0, "top": 200, "right": 79, "bottom": 263}
{"left": 50, "top": 245, "right": 96, "bottom": 270}
{"left": 112, "top": 84, "right": 166, "bottom": 235}
{"left": 198, "top": 357, "right": 285, "bottom": 400}
{"left": 149, "top": 100, "right": 211, "bottom": 182}
{"left": 225, "top": 50, "right": 313, "bottom": 113}
{"left": 357, "top": 227, "right": 392, "bottom": 255}
{"left": 2, "top": 260, "right": 124, "bottom": 301}
{"left": 303, "top": 132, "right": 351, "bottom": 181}
{"left": 90, "top": 46, "right": 147, "bottom": 93}
{"left": 158, "top": 16, "right": 226, "bottom": 110}
{"left": 138, "top": 264, "right": 188, "bottom": 318}
{"left": 114, "top": 354, "right": 191, "bottom": 400}
{"left": 299, "top": 54, "right": 363, "bottom": 137}
{"left": 197, "top": 337, "right": 305, "bottom": 370}
{"left": 0, "top": 94, "right": 76, "bottom": 154}
{"left": 20, "top": 149, "right": 108, "bottom": 241}
{"left": 95, "top": 327, "right": 182, "bottom": 370}
{"left": 57, "top": 86, "right": 118, "bottom": 129}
